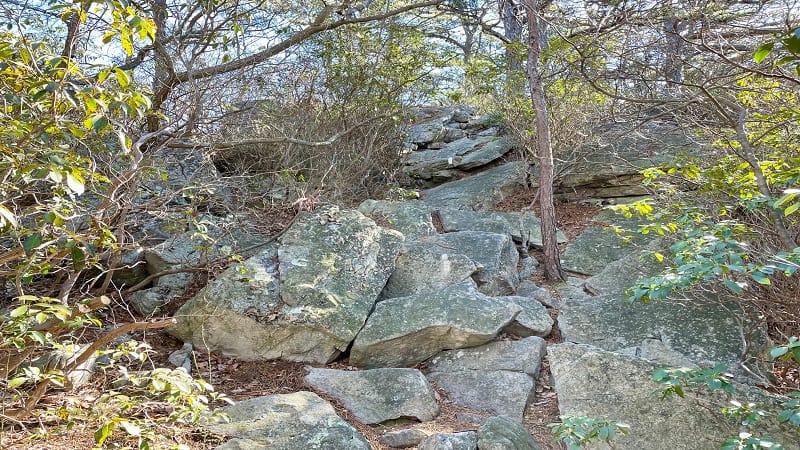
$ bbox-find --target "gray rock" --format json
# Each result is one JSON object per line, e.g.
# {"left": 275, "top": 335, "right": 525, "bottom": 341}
{"left": 495, "top": 296, "right": 553, "bottom": 337}
{"left": 477, "top": 416, "right": 541, "bottom": 450}
{"left": 111, "top": 248, "right": 148, "bottom": 288}
{"left": 381, "top": 241, "right": 480, "bottom": 300}
{"left": 128, "top": 286, "right": 174, "bottom": 316}
{"left": 168, "top": 342, "right": 193, "bottom": 372}
{"left": 380, "top": 429, "right": 429, "bottom": 448}
{"left": 358, "top": 200, "right": 436, "bottom": 241}
{"left": 436, "top": 209, "right": 567, "bottom": 247}
{"left": 172, "top": 206, "right": 404, "bottom": 363}
{"left": 350, "top": 282, "right": 521, "bottom": 368}
{"left": 518, "top": 257, "right": 538, "bottom": 280}
{"left": 304, "top": 367, "right": 439, "bottom": 424}
{"left": 418, "top": 432, "right": 478, "bottom": 450}
{"left": 208, "top": 392, "right": 371, "bottom": 450}
{"left": 409, "top": 118, "right": 447, "bottom": 145}
{"left": 558, "top": 292, "right": 765, "bottom": 367}
{"left": 422, "top": 162, "right": 528, "bottom": 210}
{"left": 584, "top": 244, "right": 666, "bottom": 296}
{"left": 426, "top": 370, "right": 534, "bottom": 422}
{"left": 426, "top": 337, "right": 546, "bottom": 377}
{"left": 517, "top": 281, "right": 556, "bottom": 308}
{"left": 405, "top": 137, "right": 513, "bottom": 181}
{"left": 419, "top": 231, "right": 519, "bottom": 296}
{"left": 548, "top": 343, "right": 798, "bottom": 450}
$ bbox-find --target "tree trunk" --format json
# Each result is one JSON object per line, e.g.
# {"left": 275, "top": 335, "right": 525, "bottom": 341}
{"left": 499, "top": 0, "right": 525, "bottom": 93}
{"left": 525, "top": 0, "right": 563, "bottom": 281}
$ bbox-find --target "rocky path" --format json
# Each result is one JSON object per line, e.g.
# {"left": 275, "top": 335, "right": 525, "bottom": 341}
{"left": 161, "top": 106, "right": 797, "bottom": 449}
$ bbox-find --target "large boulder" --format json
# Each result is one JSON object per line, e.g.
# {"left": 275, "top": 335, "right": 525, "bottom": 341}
{"left": 304, "top": 367, "right": 439, "bottom": 424}
{"left": 171, "top": 206, "right": 403, "bottom": 363}
{"left": 208, "top": 391, "right": 371, "bottom": 450}
{"left": 494, "top": 296, "right": 553, "bottom": 337}
{"left": 426, "top": 370, "right": 534, "bottom": 422}
{"left": 548, "top": 343, "right": 798, "bottom": 450}
{"left": 418, "top": 432, "right": 478, "bottom": 450}
{"left": 404, "top": 136, "right": 513, "bottom": 182}
{"left": 422, "top": 162, "right": 528, "bottom": 210}
{"left": 436, "top": 209, "right": 567, "bottom": 247}
{"left": 419, "top": 231, "right": 519, "bottom": 296}
{"left": 358, "top": 200, "right": 436, "bottom": 241}
{"left": 381, "top": 241, "right": 480, "bottom": 300}
{"left": 426, "top": 337, "right": 546, "bottom": 378}
{"left": 477, "top": 417, "right": 542, "bottom": 450}
{"left": 558, "top": 292, "right": 766, "bottom": 368}
{"left": 584, "top": 246, "right": 665, "bottom": 296}
{"left": 350, "top": 282, "right": 521, "bottom": 368}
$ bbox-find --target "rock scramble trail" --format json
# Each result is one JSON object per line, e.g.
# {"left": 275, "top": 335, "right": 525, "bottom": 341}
{"left": 163, "top": 106, "right": 797, "bottom": 450}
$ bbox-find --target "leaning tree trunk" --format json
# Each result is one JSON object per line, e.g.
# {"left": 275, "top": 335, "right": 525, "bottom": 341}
{"left": 525, "top": 0, "right": 563, "bottom": 281}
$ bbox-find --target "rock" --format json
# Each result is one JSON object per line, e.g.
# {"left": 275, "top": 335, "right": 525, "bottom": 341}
{"left": 128, "top": 287, "right": 174, "bottom": 316}
{"left": 495, "top": 296, "right": 553, "bottom": 337}
{"left": 517, "top": 281, "right": 557, "bottom": 308}
{"left": 419, "top": 231, "right": 519, "bottom": 296}
{"left": 304, "top": 367, "right": 439, "bottom": 424}
{"left": 404, "top": 137, "right": 513, "bottom": 181}
{"left": 208, "top": 391, "right": 371, "bottom": 450}
{"left": 350, "top": 282, "right": 521, "bottom": 368}
{"left": 409, "top": 118, "right": 447, "bottom": 145}
{"left": 418, "top": 432, "right": 478, "bottom": 450}
{"left": 111, "top": 248, "right": 148, "bottom": 288}
{"left": 518, "top": 257, "right": 538, "bottom": 280}
{"left": 426, "top": 337, "right": 546, "bottom": 377}
{"left": 477, "top": 416, "right": 541, "bottom": 450}
{"left": 168, "top": 342, "right": 193, "bottom": 372}
{"left": 558, "top": 291, "right": 766, "bottom": 367}
{"left": 584, "top": 245, "right": 665, "bottom": 296}
{"left": 172, "top": 206, "right": 404, "bottom": 363}
{"left": 426, "top": 370, "right": 534, "bottom": 422}
{"left": 380, "top": 429, "right": 429, "bottom": 448}
{"left": 436, "top": 209, "right": 568, "bottom": 247}
{"left": 422, "top": 162, "right": 528, "bottom": 210}
{"left": 381, "top": 241, "right": 480, "bottom": 300}
{"left": 358, "top": 200, "right": 436, "bottom": 241}
{"left": 548, "top": 343, "right": 797, "bottom": 450}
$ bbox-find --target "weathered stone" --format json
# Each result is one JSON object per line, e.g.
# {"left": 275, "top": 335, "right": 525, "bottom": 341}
{"left": 168, "top": 342, "right": 193, "bottom": 372}
{"left": 584, "top": 245, "right": 666, "bottom": 296}
{"left": 405, "top": 136, "right": 513, "bottom": 182}
{"left": 209, "top": 392, "right": 371, "bottom": 450}
{"left": 418, "top": 231, "right": 519, "bottom": 296}
{"left": 172, "top": 206, "right": 403, "bottom": 363}
{"left": 112, "top": 248, "right": 148, "bottom": 288}
{"left": 350, "top": 282, "right": 521, "bottom": 368}
{"left": 436, "top": 209, "right": 567, "bottom": 247}
{"left": 381, "top": 241, "right": 480, "bottom": 299}
{"left": 518, "top": 257, "right": 538, "bottom": 280}
{"left": 380, "top": 429, "right": 429, "bottom": 448}
{"left": 548, "top": 343, "right": 798, "bottom": 450}
{"left": 304, "top": 367, "right": 439, "bottom": 424}
{"left": 495, "top": 296, "right": 553, "bottom": 337}
{"left": 409, "top": 118, "right": 447, "bottom": 145}
{"left": 418, "top": 432, "right": 478, "bottom": 450}
{"left": 426, "top": 370, "right": 534, "bottom": 422}
{"left": 422, "top": 162, "right": 528, "bottom": 210}
{"left": 558, "top": 291, "right": 766, "bottom": 368}
{"left": 426, "top": 337, "right": 546, "bottom": 377}
{"left": 560, "top": 224, "right": 653, "bottom": 276}
{"left": 358, "top": 200, "right": 436, "bottom": 241}
{"left": 477, "top": 417, "right": 541, "bottom": 450}
{"left": 517, "top": 281, "right": 557, "bottom": 308}
{"left": 128, "top": 286, "right": 175, "bottom": 316}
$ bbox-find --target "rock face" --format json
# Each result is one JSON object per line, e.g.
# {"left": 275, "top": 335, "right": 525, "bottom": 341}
{"left": 171, "top": 206, "right": 403, "bottom": 363}
{"left": 381, "top": 241, "right": 480, "bottom": 300}
{"left": 422, "top": 162, "right": 528, "bottom": 210}
{"left": 436, "top": 209, "right": 567, "bottom": 247}
{"left": 358, "top": 199, "right": 436, "bottom": 241}
{"left": 426, "top": 337, "right": 546, "bottom": 378}
{"left": 418, "top": 231, "right": 519, "bottom": 296}
{"left": 477, "top": 417, "right": 542, "bottom": 450}
{"left": 405, "top": 136, "right": 513, "bottom": 182}
{"left": 350, "top": 282, "right": 521, "bottom": 368}
{"left": 304, "top": 367, "right": 439, "bottom": 424}
{"left": 548, "top": 343, "right": 798, "bottom": 450}
{"left": 209, "top": 391, "right": 371, "bottom": 450}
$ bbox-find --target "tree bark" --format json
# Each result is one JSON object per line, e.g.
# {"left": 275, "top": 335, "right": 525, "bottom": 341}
{"left": 525, "top": 0, "right": 563, "bottom": 281}
{"left": 499, "top": 0, "right": 525, "bottom": 93}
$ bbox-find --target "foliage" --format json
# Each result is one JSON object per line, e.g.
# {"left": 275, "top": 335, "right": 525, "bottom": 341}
{"left": 755, "top": 27, "right": 800, "bottom": 76}
{"left": 550, "top": 415, "right": 630, "bottom": 449}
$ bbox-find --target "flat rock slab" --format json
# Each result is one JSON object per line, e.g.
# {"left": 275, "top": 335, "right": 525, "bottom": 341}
{"left": 436, "top": 209, "right": 567, "bottom": 247}
{"left": 517, "top": 280, "right": 557, "bottom": 308}
{"left": 358, "top": 200, "right": 436, "bottom": 241}
{"left": 584, "top": 246, "right": 665, "bottom": 296}
{"left": 209, "top": 391, "right": 371, "bottom": 450}
{"left": 426, "top": 370, "right": 534, "bottom": 422}
{"left": 350, "top": 282, "right": 521, "bottom": 368}
{"left": 495, "top": 296, "right": 553, "bottom": 337}
{"left": 405, "top": 136, "right": 513, "bottom": 181}
{"left": 418, "top": 231, "right": 519, "bottom": 296}
{"left": 418, "top": 432, "right": 478, "bottom": 450}
{"left": 477, "top": 417, "right": 542, "bottom": 450}
{"left": 381, "top": 241, "right": 479, "bottom": 300}
{"left": 172, "top": 206, "right": 403, "bottom": 363}
{"left": 422, "top": 162, "right": 528, "bottom": 210}
{"left": 380, "top": 429, "right": 429, "bottom": 448}
{"left": 304, "top": 367, "right": 439, "bottom": 424}
{"left": 426, "top": 337, "right": 546, "bottom": 377}
{"left": 558, "top": 292, "right": 764, "bottom": 367}
{"left": 548, "top": 343, "right": 798, "bottom": 450}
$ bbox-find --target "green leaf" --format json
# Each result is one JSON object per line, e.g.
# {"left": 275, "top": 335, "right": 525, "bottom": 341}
{"left": 724, "top": 279, "right": 744, "bottom": 294}
{"left": 23, "top": 233, "right": 42, "bottom": 253}
{"left": 7, "top": 377, "right": 27, "bottom": 389}
{"left": 71, "top": 247, "right": 85, "bottom": 270}
{"left": 114, "top": 68, "right": 131, "bottom": 88}
{"left": 751, "top": 272, "right": 771, "bottom": 285}
{"left": 9, "top": 305, "right": 29, "bottom": 318}
{"left": 66, "top": 172, "right": 85, "bottom": 195}
{"left": 754, "top": 43, "right": 774, "bottom": 63}
{"left": 783, "top": 202, "right": 800, "bottom": 216}
{"left": 770, "top": 346, "right": 789, "bottom": 358}
{"left": 94, "top": 422, "right": 115, "bottom": 446}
